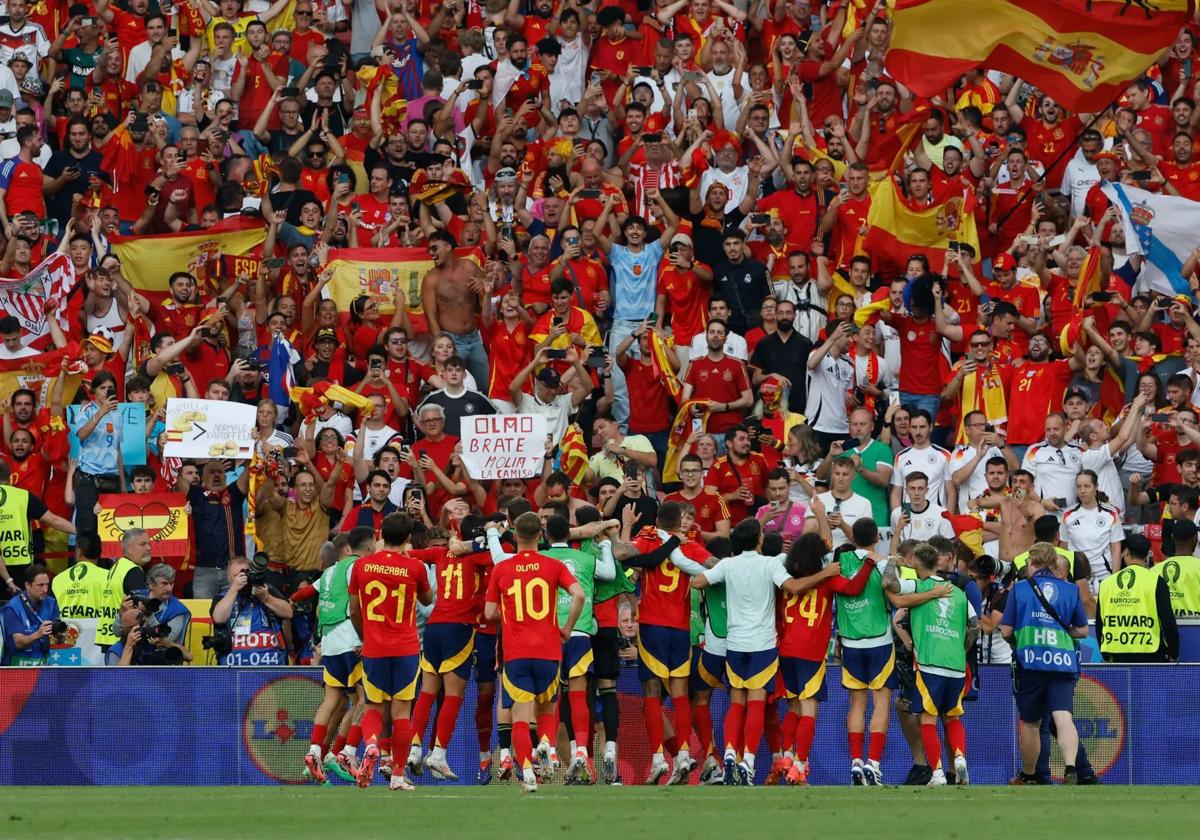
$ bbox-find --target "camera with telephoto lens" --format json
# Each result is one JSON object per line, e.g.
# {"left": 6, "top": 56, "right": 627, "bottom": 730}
{"left": 50, "top": 620, "right": 69, "bottom": 636}
{"left": 248, "top": 552, "right": 271, "bottom": 587}
{"left": 972, "top": 555, "right": 1013, "bottom": 581}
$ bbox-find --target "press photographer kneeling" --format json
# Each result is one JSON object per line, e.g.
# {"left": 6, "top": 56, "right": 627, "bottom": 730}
{"left": 115, "top": 564, "right": 193, "bottom": 666}
{"left": 208, "top": 554, "right": 293, "bottom": 666}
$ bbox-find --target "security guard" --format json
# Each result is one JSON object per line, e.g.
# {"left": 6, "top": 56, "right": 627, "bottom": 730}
{"left": 1096, "top": 534, "right": 1179, "bottom": 663}
{"left": 97, "top": 530, "right": 153, "bottom": 662}
{"left": 1158, "top": 520, "right": 1200, "bottom": 616}
{"left": 51, "top": 535, "right": 108, "bottom": 626}
{"left": 0, "top": 462, "right": 77, "bottom": 595}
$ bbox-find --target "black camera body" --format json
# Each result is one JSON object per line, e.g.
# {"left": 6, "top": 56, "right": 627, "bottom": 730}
{"left": 248, "top": 552, "right": 271, "bottom": 587}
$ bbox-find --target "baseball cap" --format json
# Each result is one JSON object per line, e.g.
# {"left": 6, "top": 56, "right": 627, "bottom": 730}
{"left": 0, "top": 90, "right": 14, "bottom": 108}
{"left": 8, "top": 53, "right": 30, "bottom": 67}
{"left": 993, "top": 253, "right": 1016, "bottom": 272}
{"left": 670, "top": 233, "right": 693, "bottom": 248}
{"left": 314, "top": 327, "right": 338, "bottom": 344}
{"left": 536, "top": 367, "right": 561, "bottom": 388}
{"left": 1063, "top": 385, "right": 1091, "bottom": 403}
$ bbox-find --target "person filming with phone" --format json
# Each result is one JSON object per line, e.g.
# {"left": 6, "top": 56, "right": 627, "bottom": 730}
{"left": 69, "top": 371, "right": 126, "bottom": 538}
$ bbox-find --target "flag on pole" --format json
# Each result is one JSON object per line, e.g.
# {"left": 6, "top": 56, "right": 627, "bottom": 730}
{"left": 1100, "top": 181, "right": 1198, "bottom": 299}
{"left": 647, "top": 329, "right": 681, "bottom": 400}
{"left": 886, "top": 0, "right": 1193, "bottom": 112}
{"left": 268, "top": 333, "right": 296, "bottom": 411}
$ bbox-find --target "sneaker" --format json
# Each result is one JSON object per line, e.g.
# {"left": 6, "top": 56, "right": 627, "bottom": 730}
{"left": 388, "top": 773, "right": 416, "bottom": 792}
{"left": 584, "top": 756, "right": 597, "bottom": 785}
{"left": 549, "top": 750, "right": 561, "bottom": 775}
{"left": 699, "top": 755, "right": 719, "bottom": 785}
{"left": 535, "top": 742, "right": 552, "bottom": 780}
{"left": 736, "top": 761, "right": 754, "bottom": 786}
{"left": 304, "top": 752, "right": 328, "bottom": 784}
{"left": 1008, "top": 772, "right": 1043, "bottom": 786}
{"left": 425, "top": 753, "right": 459, "bottom": 781}
{"left": 325, "top": 752, "right": 354, "bottom": 784}
{"left": 378, "top": 756, "right": 393, "bottom": 780}
{"left": 357, "top": 744, "right": 380, "bottom": 788}
{"left": 522, "top": 768, "right": 539, "bottom": 794}
{"left": 927, "top": 768, "right": 947, "bottom": 786}
{"left": 336, "top": 752, "right": 360, "bottom": 780}
{"left": 645, "top": 757, "right": 670, "bottom": 785}
{"left": 953, "top": 756, "right": 969, "bottom": 786}
{"left": 765, "top": 756, "right": 788, "bottom": 786}
{"left": 498, "top": 755, "right": 515, "bottom": 781}
{"left": 478, "top": 758, "right": 492, "bottom": 786}
{"left": 406, "top": 746, "right": 424, "bottom": 777}
{"left": 602, "top": 754, "right": 617, "bottom": 785}
{"left": 863, "top": 760, "right": 882, "bottom": 786}
{"left": 723, "top": 754, "right": 737, "bottom": 786}
{"left": 1063, "top": 767, "right": 1078, "bottom": 786}
{"left": 1077, "top": 773, "right": 1099, "bottom": 785}
{"left": 785, "top": 760, "right": 809, "bottom": 786}
{"left": 850, "top": 760, "right": 865, "bottom": 786}
{"left": 609, "top": 774, "right": 624, "bottom": 786}
{"left": 903, "top": 764, "right": 933, "bottom": 786}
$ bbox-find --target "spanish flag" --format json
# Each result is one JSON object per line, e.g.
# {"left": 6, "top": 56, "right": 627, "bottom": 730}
{"left": 863, "top": 178, "right": 980, "bottom": 277}
{"left": 663, "top": 400, "right": 708, "bottom": 485}
{"left": 648, "top": 329, "right": 681, "bottom": 400}
{"left": 98, "top": 493, "right": 191, "bottom": 560}
{"left": 560, "top": 423, "right": 590, "bottom": 485}
{"left": 1072, "top": 245, "right": 1106, "bottom": 309}
{"left": 887, "top": 0, "right": 1192, "bottom": 112}
{"left": 942, "top": 512, "right": 985, "bottom": 557}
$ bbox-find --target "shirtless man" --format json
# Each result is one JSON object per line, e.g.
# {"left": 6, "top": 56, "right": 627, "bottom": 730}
{"left": 976, "top": 468, "right": 1057, "bottom": 562}
{"left": 421, "top": 229, "right": 490, "bottom": 389}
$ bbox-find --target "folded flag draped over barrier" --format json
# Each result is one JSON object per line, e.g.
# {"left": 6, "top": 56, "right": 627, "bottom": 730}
{"left": 109, "top": 216, "right": 267, "bottom": 304}
{"left": 0, "top": 253, "right": 79, "bottom": 349}
{"left": 886, "top": 0, "right": 1194, "bottom": 112}
{"left": 863, "top": 178, "right": 980, "bottom": 276}
{"left": 1101, "top": 181, "right": 1198, "bottom": 299}
{"left": 97, "top": 493, "right": 190, "bottom": 558}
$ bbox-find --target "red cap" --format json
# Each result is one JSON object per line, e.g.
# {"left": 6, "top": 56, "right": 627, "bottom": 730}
{"left": 993, "top": 253, "right": 1016, "bottom": 272}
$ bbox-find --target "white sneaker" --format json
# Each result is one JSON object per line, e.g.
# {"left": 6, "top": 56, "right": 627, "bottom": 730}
{"left": 699, "top": 755, "right": 719, "bottom": 784}
{"left": 535, "top": 741, "right": 552, "bottom": 779}
{"left": 645, "top": 756, "right": 670, "bottom": 785}
{"left": 424, "top": 753, "right": 458, "bottom": 781}
{"left": 522, "top": 768, "right": 539, "bottom": 793}
{"left": 864, "top": 760, "right": 883, "bottom": 786}
{"left": 567, "top": 750, "right": 587, "bottom": 783}
{"left": 927, "top": 768, "right": 948, "bottom": 786}
{"left": 406, "top": 745, "right": 423, "bottom": 777}
{"left": 953, "top": 756, "right": 969, "bottom": 786}
{"left": 667, "top": 752, "right": 692, "bottom": 785}
{"left": 388, "top": 773, "right": 415, "bottom": 792}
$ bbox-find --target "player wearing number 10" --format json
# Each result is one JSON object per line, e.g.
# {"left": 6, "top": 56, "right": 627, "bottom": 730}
{"left": 485, "top": 512, "right": 585, "bottom": 794}
{"left": 348, "top": 513, "right": 434, "bottom": 792}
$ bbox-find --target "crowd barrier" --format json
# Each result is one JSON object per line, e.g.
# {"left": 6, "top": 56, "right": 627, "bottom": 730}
{"left": 0, "top": 664, "right": 1193, "bottom": 785}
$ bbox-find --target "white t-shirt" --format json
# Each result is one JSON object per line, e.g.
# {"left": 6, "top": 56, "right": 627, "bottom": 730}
{"left": 805, "top": 491, "right": 872, "bottom": 530}
{"left": 701, "top": 550, "right": 790, "bottom": 652}
{"left": 805, "top": 352, "right": 854, "bottom": 433}
{"left": 700, "top": 165, "right": 750, "bottom": 213}
{"left": 947, "top": 443, "right": 1004, "bottom": 513}
{"left": 705, "top": 67, "right": 740, "bottom": 129}
{"left": 890, "top": 501, "right": 955, "bottom": 542}
{"left": 549, "top": 35, "right": 587, "bottom": 111}
{"left": 1062, "top": 502, "right": 1122, "bottom": 589}
{"left": 1081, "top": 445, "right": 1125, "bottom": 515}
{"left": 1060, "top": 154, "right": 1100, "bottom": 220}
{"left": 688, "top": 332, "right": 748, "bottom": 361}
{"left": 1022, "top": 441, "right": 1085, "bottom": 509}
{"left": 892, "top": 444, "right": 952, "bottom": 506}
{"left": 515, "top": 390, "right": 574, "bottom": 443}
{"left": 359, "top": 424, "right": 400, "bottom": 461}
{"left": 0, "top": 344, "right": 37, "bottom": 359}
{"left": 126, "top": 40, "right": 184, "bottom": 84}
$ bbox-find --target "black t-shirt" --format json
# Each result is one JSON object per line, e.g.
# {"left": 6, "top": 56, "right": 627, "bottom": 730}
{"left": 301, "top": 100, "right": 350, "bottom": 137}
{"left": 416, "top": 390, "right": 497, "bottom": 439}
{"left": 689, "top": 208, "right": 745, "bottom": 270}
{"left": 750, "top": 330, "right": 814, "bottom": 413}
{"left": 712, "top": 258, "right": 771, "bottom": 334}
{"left": 44, "top": 149, "right": 107, "bottom": 227}
{"left": 266, "top": 128, "right": 307, "bottom": 156}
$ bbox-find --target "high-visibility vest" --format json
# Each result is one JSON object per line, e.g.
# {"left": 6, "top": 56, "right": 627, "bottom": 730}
{"left": 0, "top": 485, "right": 33, "bottom": 568}
{"left": 1097, "top": 565, "right": 1161, "bottom": 656}
{"left": 1014, "top": 545, "right": 1075, "bottom": 577}
{"left": 51, "top": 561, "right": 108, "bottom": 621}
{"left": 1158, "top": 554, "right": 1200, "bottom": 616}
{"left": 95, "top": 557, "right": 139, "bottom": 647}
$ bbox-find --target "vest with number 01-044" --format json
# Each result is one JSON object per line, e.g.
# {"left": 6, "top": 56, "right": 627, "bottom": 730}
{"left": 1098, "top": 565, "right": 1161, "bottom": 656}
{"left": 0, "top": 485, "right": 33, "bottom": 568}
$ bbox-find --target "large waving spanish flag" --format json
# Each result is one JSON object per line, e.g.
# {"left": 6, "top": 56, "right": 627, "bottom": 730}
{"left": 887, "top": 0, "right": 1193, "bottom": 112}
{"left": 862, "top": 179, "right": 979, "bottom": 276}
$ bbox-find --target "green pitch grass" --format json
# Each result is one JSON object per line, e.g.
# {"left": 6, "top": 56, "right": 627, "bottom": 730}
{"left": 8, "top": 786, "right": 1196, "bottom": 839}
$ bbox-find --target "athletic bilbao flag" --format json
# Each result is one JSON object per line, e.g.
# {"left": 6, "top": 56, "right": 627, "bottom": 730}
{"left": 0, "top": 253, "right": 78, "bottom": 348}
{"left": 886, "top": 0, "right": 1193, "bottom": 111}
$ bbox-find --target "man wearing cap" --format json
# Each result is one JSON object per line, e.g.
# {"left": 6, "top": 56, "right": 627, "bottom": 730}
{"left": 655, "top": 232, "right": 711, "bottom": 362}
{"left": 509, "top": 346, "right": 592, "bottom": 443}
{"left": 1096, "top": 533, "right": 1179, "bottom": 663}
{"left": 307, "top": 327, "right": 362, "bottom": 387}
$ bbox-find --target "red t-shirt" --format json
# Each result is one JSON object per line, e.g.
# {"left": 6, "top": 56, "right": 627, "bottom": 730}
{"left": 404, "top": 433, "right": 459, "bottom": 518}
{"left": 891, "top": 314, "right": 942, "bottom": 395}
{"left": 632, "top": 531, "right": 696, "bottom": 631}
{"left": 0, "top": 160, "right": 46, "bottom": 217}
{"left": 683, "top": 355, "right": 750, "bottom": 433}
{"left": 1026, "top": 115, "right": 1083, "bottom": 188}
{"left": 410, "top": 546, "right": 493, "bottom": 625}
{"left": 704, "top": 451, "right": 770, "bottom": 523}
{"left": 659, "top": 266, "right": 708, "bottom": 345}
{"left": 486, "top": 550, "right": 577, "bottom": 661}
{"left": 1135, "top": 104, "right": 1174, "bottom": 156}
{"left": 348, "top": 548, "right": 430, "bottom": 657}
{"left": 757, "top": 189, "right": 821, "bottom": 250}
{"left": 1161, "top": 159, "right": 1200, "bottom": 201}
{"left": 829, "top": 194, "right": 870, "bottom": 268}
{"left": 663, "top": 488, "right": 729, "bottom": 536}
{"left": 154, "top": 301, "right": 206, "bottom": 341}
{"left": 1153, "top": 321, "right": 1187, "bottom": 355}
{"left": 985, "top": 281, "right": 1040, "bottom": 357}
{"left": 485, "top": 319, "right": 533, "bottom": 401}
{"left": 622, "top": 356, "right": 672, "bottom": 435}
{"left": 1005, "top": 358, "right": 1073, "bottom": 445}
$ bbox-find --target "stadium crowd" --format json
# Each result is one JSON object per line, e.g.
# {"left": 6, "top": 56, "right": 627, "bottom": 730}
{"left": 0, "top": 0, "right": 1198, "bottom": 791}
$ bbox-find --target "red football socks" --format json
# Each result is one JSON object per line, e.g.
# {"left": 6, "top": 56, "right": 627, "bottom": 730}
{"left": 724, "top": 702, "right": 745, "bottom": 753}
{"left": 796, "top": 715, "right": 817, "bottom": 762}
{"left": 849, "top": 730, "right": 865, "bottom": 762}
{"left": 435, "top": 695, "right": 464, "bottom": 749}
{"left": 513, "top": 721, "right": 533, "bottom": 768}
{"left": 764, "top": 705, "right": 781, "bottom": 754}
{"left": 693, "top": 703, "right": 714, "bottom": 757}
{"left": 346, "top": 724, "right": 362, "bottom": 748}
{"left": 780, "top": 711, "right": 799, "bottom": 755}
{"left": 310, "top": 723, "right": 328, "bottom": 750}
{"left": 671, "top": 695, "right": 693, "bottom": 751}
{"left": 643, "top": 696, "right": 665, "bottom": 753}
{"left": 410, "top": 690, "right": 437, "bottom": 749}
{"left": 475, "top": 698, "right": 493, "bottom": 754}
{"left": 569, "top": 690, "right": 590, "bottom": 752}
{"left": 945, "top": 717, "right": 967, "bottom": 759}
{"left": 362, "top": 709, "right": 383, "bottom": 744}
{"left": 391, "top": 719, "right": 412, "bottom": 760}
{"left": 921, "top": 723, "right": 943, "bottom": 771}
{"left": 868, "top": 730, "right": 887, "bottom": 763}
{"left": 743, "top": 700, "right": 766, "bottom": 757}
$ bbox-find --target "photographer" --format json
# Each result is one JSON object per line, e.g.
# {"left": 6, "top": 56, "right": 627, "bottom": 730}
{"left": 968, "top": 554, "right": 1013, "bottom": 664}
{"left": 1, "top": 566, "right": 62, "bottom": 666}
{"left": 209, "top": 555, "right": 294, "bottom": 666}
{"left": 115, "top": 565, "right": 193, "bottom": 666}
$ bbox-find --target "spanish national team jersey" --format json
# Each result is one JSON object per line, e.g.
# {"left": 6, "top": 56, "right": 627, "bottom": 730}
{"left": 778, "top": 560, "right": 876, "bottom": 660}
{"left": 409, "top": 546, "right": 494, "bottom": 625}
{"left": 486, "top": 550, "right": 578, "bottom": 663}
{"left": 634, "top": 531, "right": 704, "bottom": 631}
{"left": 348, "top": 549, "right": 430, "bottom": 658}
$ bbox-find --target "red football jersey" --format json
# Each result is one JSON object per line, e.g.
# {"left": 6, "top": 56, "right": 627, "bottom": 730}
{"left": 486, "top": 550, "right": 577, "bottom": 662}
{"left": 633, "top": 532, "right": 706, "bottom": 631}
{"left": 410, "top": 546, "right": 493, "bottom": 625}
{"left": 663, "top": 488, "right": 730, "bottom": 537}
{"left": 778, "top": 561, "right": 874, "bottom": 659}
{"left": 348, "top": 549, "right": 430, "bottom": 657}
